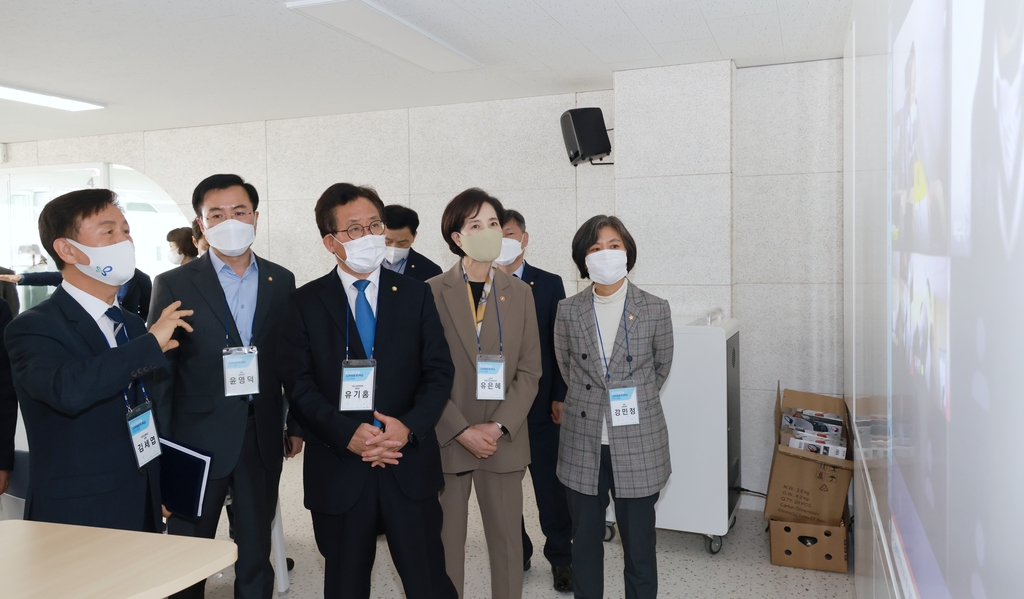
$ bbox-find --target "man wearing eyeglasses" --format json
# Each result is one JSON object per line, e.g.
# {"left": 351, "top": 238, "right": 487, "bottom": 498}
{"left": 148, "top": 174, "right": 303, "bottom": 599}
{"left": 278, "top": 183, "right": 457, "bottom": 599}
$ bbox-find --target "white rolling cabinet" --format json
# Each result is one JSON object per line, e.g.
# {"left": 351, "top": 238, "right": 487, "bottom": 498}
{"left": 604, "top": 313, "right": 741, "bottom": 555}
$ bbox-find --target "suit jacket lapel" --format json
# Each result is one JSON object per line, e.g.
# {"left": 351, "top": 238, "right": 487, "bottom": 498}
{"left": 608, "top": 280, "right": 645, "bottom": 373}
{"left": 252, "top": 256, "right": 273, "bottom": 345}
{"left": 190, "top": 254, "right": 242, "bottom": 346}
{"left": 53, "top": 287, "right": 110, "bottom": 357}
{"left": 375, "top": 270, "right": 400, "bottom": 358}
{"left": 480, "top": 270, "right": 509, "bottom": 355}
{"left": 441, "top": 264, "right": 481, "bottom": 366}
{"left": 575, "top": 284, "right": 604, "bottom": 372}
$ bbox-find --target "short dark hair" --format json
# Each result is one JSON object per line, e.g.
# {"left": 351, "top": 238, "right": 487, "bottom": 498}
{"left": 191, "top": 219, "right": 204, "bottom": 241}
{"left": 191, "top": 174, "right": 259, "bottom": 216}
{"left": 383, "top": 204, "right": 420, "bottom": 234}
{"left": 166, "top": 227, "right": 198, "bottom": 258}
{"left": 441, "top": 188, "right": 505, "bottom": 256}
{"left": 502, "top": 209, "right": 526, "bottom": 232}
{"left": 38, "top": 188, "right": 120, "bottom": 270}
{"left": 314, "top": 183, "right": 385, "bottom": 238}
{"left": 571, "top": 215, "right": 638, "bottom": 279}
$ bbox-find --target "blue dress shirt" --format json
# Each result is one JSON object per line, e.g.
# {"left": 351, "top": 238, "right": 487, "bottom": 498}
{"left": 210, "top": 250, "right": 259, "bottom": 346}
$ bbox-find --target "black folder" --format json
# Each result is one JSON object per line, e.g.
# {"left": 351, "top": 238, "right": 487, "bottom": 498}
{"left": 159, "top": 438, "right": 212, "bottom": 520}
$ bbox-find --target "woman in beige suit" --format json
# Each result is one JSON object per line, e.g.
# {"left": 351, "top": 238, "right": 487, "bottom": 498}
{"left": 428, "top": 188, "right": 542, "bottom": 599}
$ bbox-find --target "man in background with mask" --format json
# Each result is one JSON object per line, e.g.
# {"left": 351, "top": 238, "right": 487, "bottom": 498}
{"left": 382, "top": 204, "right": 443, "bottom": 282}
{"left": 495, "top": 210, "right": 573, "bottom": 592}
{"left": 149, "top": 174, "right": 303, "bottom": 599}
{"left": 279, "top": 183, "right": 457, "bottom": 599}
{"left": 4, "top": 188, "right": 192, "bottom": 530}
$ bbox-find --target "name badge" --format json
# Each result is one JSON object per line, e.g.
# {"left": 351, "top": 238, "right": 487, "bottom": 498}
{"left": 223, "top": 347, "right": 260, "bottom": 397}
{"left": 127, "top": 401, "right": 161, "bottom": 468}
{"left": 608, "top": 384, "right": 640, "bottom": 426}
{"left": 476, "top": 354, "right": 505, "bottom": 400}
{"left": 340, "top": 359, "right": 376, "bottom": 411}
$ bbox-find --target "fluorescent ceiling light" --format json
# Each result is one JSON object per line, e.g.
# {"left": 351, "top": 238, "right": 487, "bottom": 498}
{"left": 286, "top": 0, "right": 482, "bottom": 73}
{"left": 0, "top": 85, "right": 103, "bottom": 111}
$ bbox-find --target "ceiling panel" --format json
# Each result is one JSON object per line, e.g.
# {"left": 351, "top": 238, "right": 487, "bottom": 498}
{"left": 0, "top": 0, "right": 850, "bottom": 141}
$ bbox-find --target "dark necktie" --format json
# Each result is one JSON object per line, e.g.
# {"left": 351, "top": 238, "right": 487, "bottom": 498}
{"left": 105, "top": 306, "right": 139, "bottom": 405}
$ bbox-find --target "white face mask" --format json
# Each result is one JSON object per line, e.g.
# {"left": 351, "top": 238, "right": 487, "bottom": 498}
{"left": 66, "top": 238, "right": 137, "bottom": 287}
{"left": 384, "top": 246, "right": 410, "bottom": 264}
{"left": 585, "top": 249, "right": 628, "bottom": 286}
{"left": 168, "top": 249, "right": 184, "bottom": 265}
{"left": 204, "top": 219, "right": 255, "bottom": 257}
{"left": 335, "top": 234, "right": 387, "bottom": 274}
{"left": 494, "top": 237, "right": 524, "bottom": 266}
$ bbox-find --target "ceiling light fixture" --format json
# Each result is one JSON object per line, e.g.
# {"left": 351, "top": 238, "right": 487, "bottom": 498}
{"left": 0, "top": 85, "right": 103, "bottom": 111}
{"left": 286, "top": 0, "right": 482, "bottom": 73}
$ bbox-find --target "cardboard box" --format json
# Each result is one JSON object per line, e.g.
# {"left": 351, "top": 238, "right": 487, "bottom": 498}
{"left": 764, "top": 384, "right": 853, "bottom": 526}
{"left": 769, "top": 516, "right": 849, "bottom": 573}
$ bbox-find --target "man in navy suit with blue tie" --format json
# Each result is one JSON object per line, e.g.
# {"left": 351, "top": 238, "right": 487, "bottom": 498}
{"left": 496, "top": 209, "right": 573, "bottom": 592}
{"left": 3, "top": 189, "right": 192, "bottom": 531}
{"left": 280, "top": 184, "right": 457, "bottom": 599}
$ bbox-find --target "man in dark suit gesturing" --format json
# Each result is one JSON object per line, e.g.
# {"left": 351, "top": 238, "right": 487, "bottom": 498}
{"left": 4, "top": 189, "right": 192, "bottom": 530}
{"left": 496, "top": 209, "right": 573, "bottom": 592}
{"left": 149, "top": 174, "right": 302, "bottom": 599}
{"left": 382, "top": 204, "right": 444, "bottom": 282}
{"left": 279, "top": 184, "right": 457, "bottom": 599}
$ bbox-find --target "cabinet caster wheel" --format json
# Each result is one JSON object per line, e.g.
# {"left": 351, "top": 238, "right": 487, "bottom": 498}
{"left": 704, "top": 535, "right": 722, "bottom": 555}
{"left": 604, "top": 522, "right": 616, "bottom": 542}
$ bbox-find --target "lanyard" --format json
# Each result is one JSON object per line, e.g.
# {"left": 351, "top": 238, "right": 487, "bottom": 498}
{"left": 108, "top": 319, "right": 151, "bottom": 412}
{"left": 344, "top": 283, "right": 381, "bottom": 361}
{"left": 592, "top": 294, "right": 632, "bottom": 381}
{"left": 462, "top": 265, "right": 503, "bottom": 355}
{"left": 224, "top": 301, "right": 254, "bottom": 348}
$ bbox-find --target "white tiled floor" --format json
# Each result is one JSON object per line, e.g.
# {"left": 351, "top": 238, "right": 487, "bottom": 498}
{"left": 203, "top": 454, "right": 855, "bottom": 598}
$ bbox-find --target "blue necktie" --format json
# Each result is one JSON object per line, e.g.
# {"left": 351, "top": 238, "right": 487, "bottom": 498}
{"left": 352, "top": 280, "right": 375, "bottom": 357}
{"left": 105, "top": 306, "right": 138, "bottom": 406}
{"left": 352, "top": 280, "right": 380, "bottom": 427}
{"left": 105, "top": 306, "right": 130, "bottom": 347}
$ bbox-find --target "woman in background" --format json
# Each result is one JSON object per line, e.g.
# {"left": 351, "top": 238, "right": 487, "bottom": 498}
{"left": 553, "top": 215, "right": 673, "bottom": 599}
{"left": 166, "top": 226, "right": 198, "bottom": 265}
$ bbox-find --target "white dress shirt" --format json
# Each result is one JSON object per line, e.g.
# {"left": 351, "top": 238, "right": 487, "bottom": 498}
{"left": 62, "top": 280, "right": 121, "bottom": 347}
{"left": 336, "top": 265, "right": 381, "bottom": 317}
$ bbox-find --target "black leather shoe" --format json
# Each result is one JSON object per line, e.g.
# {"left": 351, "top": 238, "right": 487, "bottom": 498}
{"left": 552, "top": 565, "right": 573, "bottom": 592}
{"left": 524, "top": 557, "right": 531, "bottom": 571}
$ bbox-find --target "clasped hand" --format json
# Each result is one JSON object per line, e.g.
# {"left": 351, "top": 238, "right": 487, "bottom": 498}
{"left": 347, "top": 411, "right": 410, "bottom": 468}
{"left": 456, "top": 423, "right": 502, "bottom": 459}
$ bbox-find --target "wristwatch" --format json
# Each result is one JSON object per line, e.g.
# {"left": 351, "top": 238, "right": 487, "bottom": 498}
{"left": 492, "top": 421, "right": 510, "bottom": 437}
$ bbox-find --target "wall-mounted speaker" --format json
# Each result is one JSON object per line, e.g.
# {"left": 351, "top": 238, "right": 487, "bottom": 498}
{"left": 560, "top": 108, "right": 611, "bottom": 166}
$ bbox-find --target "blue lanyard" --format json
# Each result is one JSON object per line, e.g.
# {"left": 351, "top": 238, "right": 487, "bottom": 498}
{"left": 592, "top": 294, "right": 632, "bottom": 381}
{"left": 109, "top": 320, "right": 151, "bottom": 412}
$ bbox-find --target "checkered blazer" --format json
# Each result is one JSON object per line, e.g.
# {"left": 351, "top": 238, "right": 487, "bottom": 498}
{"left": 554, "top": 281, "right": 674, "bottom": 498}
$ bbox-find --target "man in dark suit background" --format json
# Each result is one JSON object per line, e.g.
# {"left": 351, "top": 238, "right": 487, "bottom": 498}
{"left": 0, "top": 266, "right": 19, "bottom": 316}
{"left": 382, "top": 204, "right": 444, "bottom": 282}
{"left": 280, "top": 183, "right": 456, "bottom": 599}
{"left": 496, "top": 209, "right": 573, "bottom": 592}
{"left": 0, "top": 300, "right": 17, "bottom": 496}
{"left": 3, "top": 188, "right": 191, "bottom": 530}
{"left": 149, "top": 174, "right": 302, "bottom": 599}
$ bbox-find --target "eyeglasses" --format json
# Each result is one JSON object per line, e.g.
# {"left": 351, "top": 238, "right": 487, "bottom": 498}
{"left": 204, "top": 210, "right": 254, "bottom": 224}
{"left": 334, "top": 220, "right": 385, "bottom": 239}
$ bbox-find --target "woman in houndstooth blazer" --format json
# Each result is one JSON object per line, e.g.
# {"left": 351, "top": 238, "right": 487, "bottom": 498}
{"left": 553, "top": 215, "right": 673, "bottom": 599}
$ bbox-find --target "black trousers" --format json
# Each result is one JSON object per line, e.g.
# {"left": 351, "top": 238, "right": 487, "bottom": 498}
{"left": 566, "top": 445, "right": 659, "bottom": 599}
{"left": 168, "top": 415, "right": 280, "bottom": 599}
{"left": 310, "top": 467, "right": 456, "bottom": 599}
{"left": 522, "top": 418, "right": 573, "bottom": 567}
